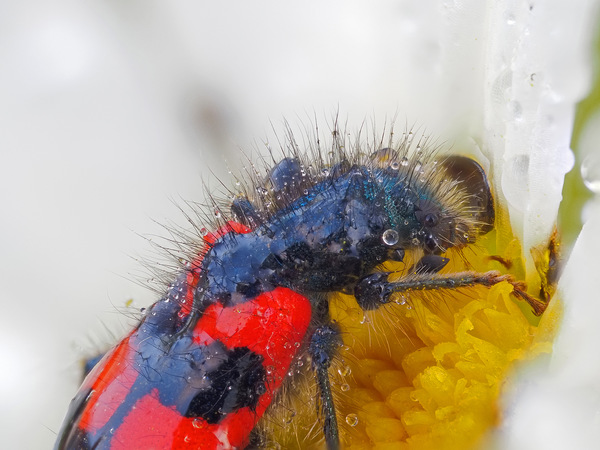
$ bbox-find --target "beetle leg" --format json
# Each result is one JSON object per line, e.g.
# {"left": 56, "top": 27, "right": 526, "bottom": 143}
{"left": 309, "top": 324, "right": 342, "bottom": 450}
{"left": 354, "top": 270, "right": 546, "bottom": 315}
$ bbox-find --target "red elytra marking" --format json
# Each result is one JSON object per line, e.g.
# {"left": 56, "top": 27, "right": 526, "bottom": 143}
{"left": 203, "top": 221, "right": 252, "bottom": 246}
{"left": 78, "top": 335, "right": 139, "bottom": 434}
{"left": 195, "top": 287, "right": 312, "bottom": 383}
{"left": 111, "top": 388, "right": 273, "bottom": 449}
{"left": 208, "top": 393, "right": 274, "bottom": 448}
{"left": 111, "top": 390, "right": 220, "bottom": 449}
{"left": 75, "top": 221, "right": 303, "bottom": 448}
{"left": 179, "top": 221, "right": 252, "bottom": 319}
{"left": 78, "top": 221, "right": 256, "bottom": 437}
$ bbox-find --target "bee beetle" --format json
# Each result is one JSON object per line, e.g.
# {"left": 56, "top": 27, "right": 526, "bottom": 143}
{"left": 56, "top": 135, "right": 541, "bottom": 449}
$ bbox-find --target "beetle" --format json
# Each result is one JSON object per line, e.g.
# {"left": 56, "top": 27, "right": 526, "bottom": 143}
{"left": 55, "top": 135, "right": 542, "bottom": 449}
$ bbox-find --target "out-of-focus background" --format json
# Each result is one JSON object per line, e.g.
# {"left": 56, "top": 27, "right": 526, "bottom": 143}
{"left": 1, "top": 1, "right": 598, "bottom": 449}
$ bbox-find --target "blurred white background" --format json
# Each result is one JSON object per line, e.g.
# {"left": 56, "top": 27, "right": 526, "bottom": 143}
{"left": 0, "top": 1, "right": 597, "bottom": 449}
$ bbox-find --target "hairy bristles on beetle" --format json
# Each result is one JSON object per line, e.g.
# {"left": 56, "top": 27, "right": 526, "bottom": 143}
{"left": 143, "top": 124, "right": 494, "bottom": 290}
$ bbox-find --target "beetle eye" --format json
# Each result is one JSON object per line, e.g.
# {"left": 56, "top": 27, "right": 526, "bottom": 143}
{"left": 424, "top": 213, "right": 438, "bottom": 227}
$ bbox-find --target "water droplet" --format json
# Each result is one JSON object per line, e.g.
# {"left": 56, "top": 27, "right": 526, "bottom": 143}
{"left": 382, "top": 229, "right": 399, "bottom": 246}
{"left": 345, "top": 413, "right": 359, "bottom": 427}
{"left": 400, "top": 157, "right": 409, "bottom": 166}
{"left": 390, "top": 161, "right": 400, "bottom": 170}
{"left": 582, "top": 153, "right": 600, "bottom": 194}
{"left": 338, "top": 366, "right": 351, "bottom": 377}
{"left": 192, "top": 418, "right": 204, "bottom": 429}
{"left": 340, "top": 383, "right": 350, "bottom": 392}
{"left": 411, "top": 237, "right": 420, "bottom": 246}
{"left": 140, "top": 307, "right": 146, "bottom": 314}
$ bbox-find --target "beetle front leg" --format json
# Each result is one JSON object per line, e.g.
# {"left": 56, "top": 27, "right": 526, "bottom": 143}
{"left": 354, "top": 269, "right": 547, "bottom": 315}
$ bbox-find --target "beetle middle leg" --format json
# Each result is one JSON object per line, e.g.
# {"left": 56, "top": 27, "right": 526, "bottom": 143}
{"left": 308, "top": 323, "right": 343, "bottom": 450}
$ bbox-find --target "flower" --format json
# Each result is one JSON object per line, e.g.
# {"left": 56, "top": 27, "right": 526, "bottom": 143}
{"left": 7, "top": 2, "right": 596, "bottom": 448}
